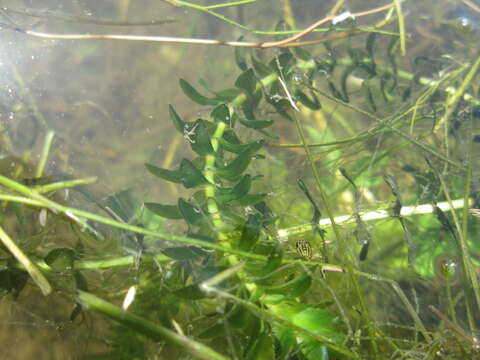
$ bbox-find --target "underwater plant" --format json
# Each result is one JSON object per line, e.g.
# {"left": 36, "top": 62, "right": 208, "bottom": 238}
{"left": 1, "top": 0, "right": 480, "bottom": 359}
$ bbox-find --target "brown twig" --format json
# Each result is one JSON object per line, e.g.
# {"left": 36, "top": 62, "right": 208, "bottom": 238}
{"left": 4, "top": 1, "right": 396, "bottom": 48}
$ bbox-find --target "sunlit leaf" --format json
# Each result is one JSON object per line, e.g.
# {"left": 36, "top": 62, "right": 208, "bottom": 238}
{"left": 179, "top": 79, "right": 219, "bottom": 106}
{"left": 263, "top": 274, "right": 312, "bottom": 298}
{"left": 145, "top": 163, "right": 182, "bottom": 184}
{"left": 245, "top": 330, "right": 275, "bottom": 360}
{"left": 44, "top": 248, "right": 76, "bottom": 272}
{"left": 144, "top": 202, "right": 182, "bottom": 219}
{"left": 256, "top": 245, "right": 283, "bottom": 277}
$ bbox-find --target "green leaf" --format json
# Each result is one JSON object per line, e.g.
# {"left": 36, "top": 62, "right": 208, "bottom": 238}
{"left": 180, "top": 159, "right": 209, "bottom": 188}
{"left": 239, "top": 214, "right": 261, "bottom": 251}
{"left": 178, "top": 198, "right": 204, "bottom": 225}
{"left": 0, "top": 269, "right": 28, "bottom": 297}
{"left": 44, "top": 248, "right": 76, "bottom": 272}
{"left": 219, "top": 138, "right": 264, "bottom": 154}
{"left": 295, "top": 89, "right": 321, "bottom": 110}
{"left": 235, "top": 38, "right": 248, "bottom": 71}
{"left": 293, "top": 47, "right": 313, "bottom": 61}
{"left": 245, "top": 331, "right": 275, "bottom": 360}
{"left": 162, "top": 246, "right": 208, "bottom": 260}
{"left": 145, "top": 163, "right": 182, "bottom": 184}
{"left": 190, "top": 121, "right": 214, "bottom": 155}
{"left": 217, "top": 174, "right": 252, "bottom": 202}
{"left": 252, "top": 56, "right": 274, "bottom": 78}
{"left": 235, "top": 68, "right": 257, "bottom": 96}
{"left": 269, "top": 52, "right": 295, "bottom": 75}
{"left": 179, "top": 79, "right": 219, "bottom": 106}
{"left": 214, "top": 88, "right": 242, "bottom": 102}
{"left": 144, "top": 202, "right": 182, "bottom": 219}
{"left": 236, "top": 193, "right": 267, "bottom": 206}
{"left": 366, "top": 32, "right": 378, "bottom": 58}
{"left": 174, "top": 284, "right": 206, "bottom": 300}
{"left": 257, "top": 245, "right": 283, "bottom": 277}
{"left": 239, "top": 117, "right": 274, "bottom": 130}
{"left": 198, "top": 322, "right": 224, "bottom": 339}
{"left": 263, "top": 274, "right": 312, "bottom": 298}
{"left": 217, "top": 149, "right": 255, "bottom": 181}
{"left": 210, "top": 104, "right": 231, "bottom": 124}
{"left": 169, "top": 104, "right": 185, "bottom": 133}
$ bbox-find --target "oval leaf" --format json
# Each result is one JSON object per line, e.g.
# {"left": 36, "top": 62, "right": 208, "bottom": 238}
{"left": 180, "top": 159, "right": 209, "bottom": 188}
{"left": 45, "top": 248, "right": 76, "bottom": 272}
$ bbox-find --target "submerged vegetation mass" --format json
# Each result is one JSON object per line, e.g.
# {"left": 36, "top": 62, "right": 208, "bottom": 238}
{"left": 1, "top": 0, "right": 480, "bottom": 358}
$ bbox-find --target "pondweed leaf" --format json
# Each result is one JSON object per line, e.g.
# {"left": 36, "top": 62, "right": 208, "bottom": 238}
{"left": 295, "top": 90, "right": 321, "bottom": 110}
{"left": 162, "top": 246, "right": 208, "bottom": 260}
{"left": 235, "top": 68, "right": 258, "bottom": 96}
{"left": 252, "top": 56, "right": 273, "bottom": 78}
{"left": 178, "top": 198, "right": 204, "bottom": 225}
{"left": 144, "top": 202, "right": 182, "bottom": 219}
{"left": 234, "top": 37, "right": 248, "bottom": 71}
{"left": 239, "top": 117, "right": 274, "bottom": 130}
{"left": 219, "top": 138, "right": 264, "bottom": 154}
{"left": 179, "top": 79, "right": 218, "bottom": 106}
{"left": 190, "top": 121, "right": 214, "bottom": 156}
{"left": 210, "top": 103, "right": 230, "bottom": 124}
{"left": 168, "top": 104, "right": 185, "bottom": 133}
{"left": 214, "top": 88, "right": 242, "bottom": 102}
{"left": 239, "top": 213, "right": 262, "bottom": 251}
{"left": 45, "top": 248, "right": 76, "bottom": 272}
{"left": 262, "top": 273, "right": 312, "bottom": 298}
{"left": 217, "top": 148, "right": 255, "bottom": 181}
{"left": 145, "top": 163, "right": 182, "bottom": 184}
{"left": 174, "top": 284, "right": 205, "bottom": 300}
{"left": 180, "top": 159, "right": 209, "bottom": 188}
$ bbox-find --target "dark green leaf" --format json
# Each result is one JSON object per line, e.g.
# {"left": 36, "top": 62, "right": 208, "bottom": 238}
{"left": 45, "top": 248, "right": 76, "bottom": 272}
{"left": 178, "top": 198, "right": 204, "bottom": 225}
{"left": 257, "top": 244, "right": 283, "bottom": 277}
{"left": 162, "top": 246, "right": 208, "bottom": 260}
{"left": 174, "top": 284, "right": 206, "bottom": 300}
{"left": 235, "top": 38, "right": 248, "bottom": 71}
{"left": 217, "top": 149, "right": 255, "bottom": 180}
{"left": 348, "top": 48, "right": 376, "bottom": 75}
{"left": 180, "top": 159, "right": 209, "bottom": 188}
{"left": 295, "top": 89, "right": 321, "bottom": 110}
{"left": 198, "top": 322, "right": 224, "bottom": 339}
{"left": 74, "top": 271, "right": 89, "bottom": 291}
{"left": 239, "top": 214, "right": 261, "bottom": 251}
{"left": 293, "top": 47, "right": 313, "bottom": 61}
{"left": 145, "top": 163, "right": 182, "bottom": 184}
{"left": 190, "top": 121, "right": 214, "bottom": 155}
{"left": 210, "top": 104, "right": 231, "bottom": 124}
{"left": 214, "top": 88, "right": 242, "bottom": 102}
{"left": 179, "top": 79, "right": 219, "bottom": 106}
{"left": 235, "top": 68, "right": 258, "bottom": 96}
{"left": 366, "top": 32, "right": 378, "bottom": 58}
{"left": 328, "top": 80, "right": 347, "bottom": 102}
{"left": 236, "top": 193, "right": 267, "bottom": 206}
{"left": 239, "top": 117, "right": 274, "bottom": 130}
{"left": 252, "top": 56, "right": 274, "bottom": 78}
{"left": 340, "top": 65, "right": 355, "bottom": 102}
{"left": 269, "top": 52, "right": 294, "bottom": 75}
{"left": 145, "top": 202, "right": 182, "bottom": 219}
{"left": 263, "top": 274, "right": 312, "bottom": 298}
{"left": 219, "top": 139, "right": 264, "bottom": 154}
{"left": 168, "top": 104, "right": 185, "bottom": 133}
{"left": 0, "top": 269, "right": 28, "bottom": 297}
